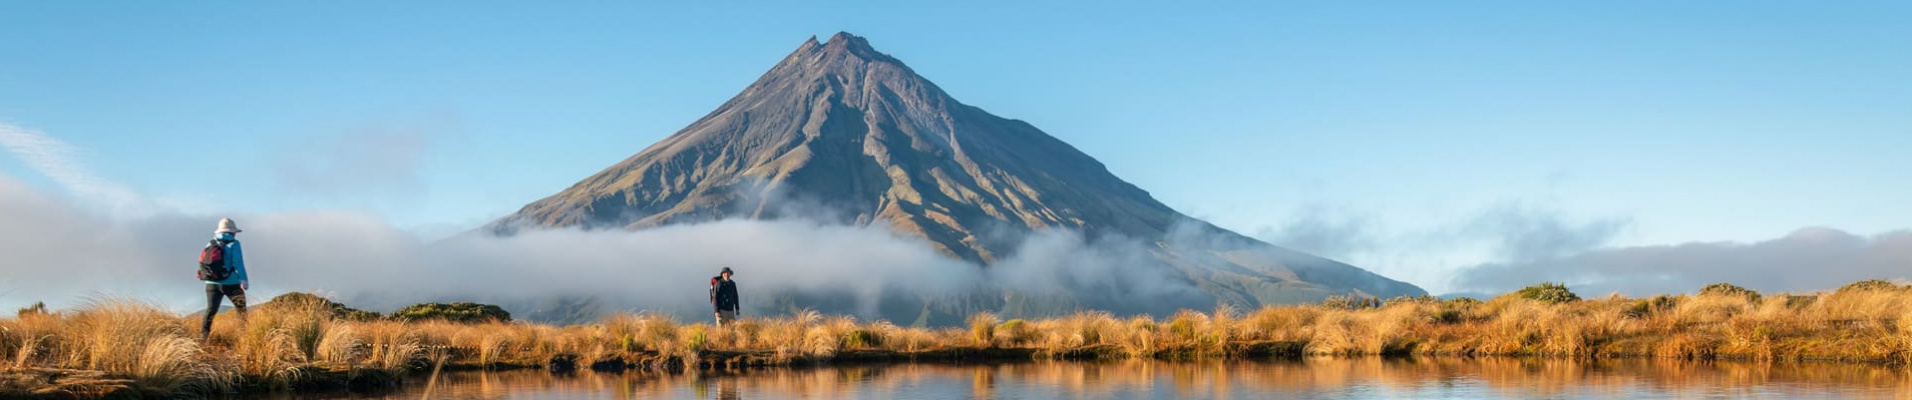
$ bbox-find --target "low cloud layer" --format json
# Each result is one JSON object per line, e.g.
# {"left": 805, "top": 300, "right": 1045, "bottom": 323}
{"left": 1451, "top": 227, "right": 1912, "bottom": 296}
{"left": 1258, "top": 202, "right": 1636, "bottom": 294}
{"left": 0, "top": 170, "right": 1213, "bottom": 322}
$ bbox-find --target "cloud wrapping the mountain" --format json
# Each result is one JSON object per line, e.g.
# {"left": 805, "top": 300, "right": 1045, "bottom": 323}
{"left": 0, "top": 171, "right": 1216, "bottom": 320}
{"left": 1451, "top": 227, "right": 1912, "bottom": 296}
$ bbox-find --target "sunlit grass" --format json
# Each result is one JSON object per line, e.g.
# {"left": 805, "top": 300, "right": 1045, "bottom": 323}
{"left": 3, "top": 280, "right": 1910, "bottom": 397}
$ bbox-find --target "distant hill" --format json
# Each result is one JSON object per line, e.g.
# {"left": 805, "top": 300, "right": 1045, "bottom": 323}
{"left": 489, "top": 32, "right": 1424, "bottom": 324}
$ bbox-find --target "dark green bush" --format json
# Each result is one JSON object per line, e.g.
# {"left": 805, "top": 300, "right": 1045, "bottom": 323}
{"left": 16, "top": 301, "right": 46, "bottom": 317}
{"left": 1648, "top": 294, "right": 1679, "bottom": 310}
{"left": 265, "top": 292, "right": 383, "bottom": 321}
{"left": 1698, "top": 283, "right": 1761, "bottom": 301}
{"left": 1622, "top": 300, "right": 1651, "bottom": 319}
{"left": 1166, "top": 316, "right": 1197, "bottom": 341}
{"left": 391, "top": 302, "right": 512, "bottom": 323}
{"left": 1515, "top": 282, "right": 1581, "bottom": 304}
{"left": 1779, "top": 294, "right": 1817, "bottom": 309}
{"left": 842, "top": 329, "right": 883, "bottom": 348}
{"left": 1621, "top": 295, "right": 1679, "bottom": 319}
{"left": 1441, "top": 297, "right": 1482, "bottom": 308}
{"left": 1321, "top": 295, "right": 1380, "bottom": 310}
{"left": 1384, "top": 295, "right": 1440, "bottom": 307}
{"left": 1837, "top": 279, "right": 1902, "bottom": 293}
{"left": 1430, "top": 297, "right": 1480, "bottom": 324}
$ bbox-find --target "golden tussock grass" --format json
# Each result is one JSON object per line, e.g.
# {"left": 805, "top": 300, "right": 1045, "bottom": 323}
{"left": 5, "top": 281, "right": 1911, "bottom": 396}
{"left": 3, "top": 300, "right": 236, "bottom": 396}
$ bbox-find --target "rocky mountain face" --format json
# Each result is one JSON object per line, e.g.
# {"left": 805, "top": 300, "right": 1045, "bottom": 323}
{"left": 491, "top": 32, "right": 1424, "bottom": 324}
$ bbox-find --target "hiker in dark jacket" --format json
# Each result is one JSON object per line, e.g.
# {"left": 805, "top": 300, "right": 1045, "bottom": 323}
{"left": 200, "top": 218, "right": 250, "bottom": 340}
{"left": 713, "top": 267, "right": 740, "bottom": 326}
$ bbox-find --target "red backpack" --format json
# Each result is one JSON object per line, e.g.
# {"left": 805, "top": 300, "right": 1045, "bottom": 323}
{"left": 197, "top": 240, "right": 232, "bottom": 281}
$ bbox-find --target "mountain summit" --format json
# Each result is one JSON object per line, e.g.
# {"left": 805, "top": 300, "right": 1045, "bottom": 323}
{"left": 493, "top": 32, "right": 1423, "bottom": 319}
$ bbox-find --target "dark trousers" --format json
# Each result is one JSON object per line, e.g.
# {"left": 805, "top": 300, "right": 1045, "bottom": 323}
{"left": 202, "top": 284, "right": 247, "bottom": 339}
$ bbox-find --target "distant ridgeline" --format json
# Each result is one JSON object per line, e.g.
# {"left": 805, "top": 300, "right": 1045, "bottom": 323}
{"left": 483, "top": 32, "right": 1424, "bottom": 325}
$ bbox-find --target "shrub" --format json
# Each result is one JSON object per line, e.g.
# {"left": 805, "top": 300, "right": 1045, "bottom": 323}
{"left": 1516, "top": 282, "right": 1581, "bottom": 304}
{"left": 1699, "top": 283, "right": 1761, "bottom": 302}
{"left": 841, "top": 329, "right": 882, "bottom": 349}
{"left": 1837, "top": 280, "right": 1902, "bottom": 293}
{"left": 1426, "top": 298, "right": 1476, "bottom": 324}
{"left": 1322, "top": 295, "right": 1379, "bottom": 310}
{"left": 16, "top": 301, "right": 47, "bottom": 318}
{"left": 1384, "top": 295, "right": 1440, "bottom": 307}
{"left": 1778, "top": 294, "right": 1817, "bottom": 309}
{"left": 264, "top": 293, "right": 382, "bottom": 321}
{"left": 1442, "top": 297, "right": 1482, "bottom": 308}
{"left": 390, "top": 302, "right": 511, "bottom": 323}
{"left": 996, "top": 319, "right": 1038, "bottom": 346}
{"left": 684, "top": 326, "right": 709, "bottom": 352}
{"left": 1166, "top": 315, "right": 1198, "bottom": 342}
{"left": 1623, "top": 295, "right": 1680, "bottom": 319}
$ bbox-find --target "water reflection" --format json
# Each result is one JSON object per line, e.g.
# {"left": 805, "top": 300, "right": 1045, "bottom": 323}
{"left": 280, "top": 357, "right": 1911, "bottom": 400}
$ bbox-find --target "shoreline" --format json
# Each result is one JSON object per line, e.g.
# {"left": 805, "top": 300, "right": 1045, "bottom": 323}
{"left": 7, "top": 345, "right": 1906, "bottom": 399}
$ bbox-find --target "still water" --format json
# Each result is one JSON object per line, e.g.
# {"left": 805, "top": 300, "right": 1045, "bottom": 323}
{"left": 283, "top": 358, "right": 1909, "bottom": 400}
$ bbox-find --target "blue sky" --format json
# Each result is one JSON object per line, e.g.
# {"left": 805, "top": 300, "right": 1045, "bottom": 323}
{"left": 3, "top": 1, "right": 1909, "bottom": 293}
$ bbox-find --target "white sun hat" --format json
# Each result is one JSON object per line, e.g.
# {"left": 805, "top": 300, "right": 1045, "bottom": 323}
{"left": 215, "top": 218, "right": 243, "bottom": 234}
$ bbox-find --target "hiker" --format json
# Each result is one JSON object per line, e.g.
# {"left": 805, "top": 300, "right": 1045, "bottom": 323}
{"left": 198, "top": 218, "right": 250, "bottom": 340}
{"left": 713, "top": 267, "right": 740, "bottom": 326}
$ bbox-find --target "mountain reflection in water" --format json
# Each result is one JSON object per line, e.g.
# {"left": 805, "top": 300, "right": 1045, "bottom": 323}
{"left": 273, "top": 358, "right": 1910, "bottom": 400}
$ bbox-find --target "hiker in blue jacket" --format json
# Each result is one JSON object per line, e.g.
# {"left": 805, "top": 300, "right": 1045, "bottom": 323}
{"left": 199, "top": 218, "right": 250, "bottom": 340}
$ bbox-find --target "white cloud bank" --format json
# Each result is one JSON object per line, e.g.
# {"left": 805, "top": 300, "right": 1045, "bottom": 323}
{"left": 1450, "top": 227, "right": 1912, "bottom": 296}
{"left": 0, "top": 174, "right": 1214, "bottom": 322}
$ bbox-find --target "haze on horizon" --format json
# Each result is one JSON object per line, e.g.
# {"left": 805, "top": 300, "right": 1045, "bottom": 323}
{"left": 2, "top": 2, "right": 1909, "bottom": 313}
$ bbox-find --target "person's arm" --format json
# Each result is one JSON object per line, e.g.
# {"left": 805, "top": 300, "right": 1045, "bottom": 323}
{"left": 230, "top": 241, "right": 249, "bottom": 289}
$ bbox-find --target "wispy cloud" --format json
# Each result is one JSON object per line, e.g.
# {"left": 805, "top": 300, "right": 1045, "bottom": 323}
{"left": 269, "top": 117, "right": 451, "bottom": 199}
{"left": 1257, "top": 201, "right": 1632, "bottom": 294}
{"left": 1460, "top": 202, "right": 1630, "bottom": 261}
{"left": 1256, "top": 205, "right": 1376, "bottom": 262}
{"left": 0, "top": 122, "right": 146, "bottom": 214}
{"left": 1451, "top": 227, "right": 1912, "bottom": 296}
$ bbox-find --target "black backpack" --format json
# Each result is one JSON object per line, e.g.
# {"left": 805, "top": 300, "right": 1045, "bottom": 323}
{"left": 197, "top": 239, "right": 232, "bottom": 281}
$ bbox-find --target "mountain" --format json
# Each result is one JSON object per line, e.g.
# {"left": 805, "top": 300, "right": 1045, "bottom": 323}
{"left": 490, "top": 32, "right": 1424, "bottom": 322}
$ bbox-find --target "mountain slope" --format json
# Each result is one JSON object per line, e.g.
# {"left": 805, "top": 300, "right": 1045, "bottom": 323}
{"left": 492, "top": 32, "right": 1424, "bottom": 319}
